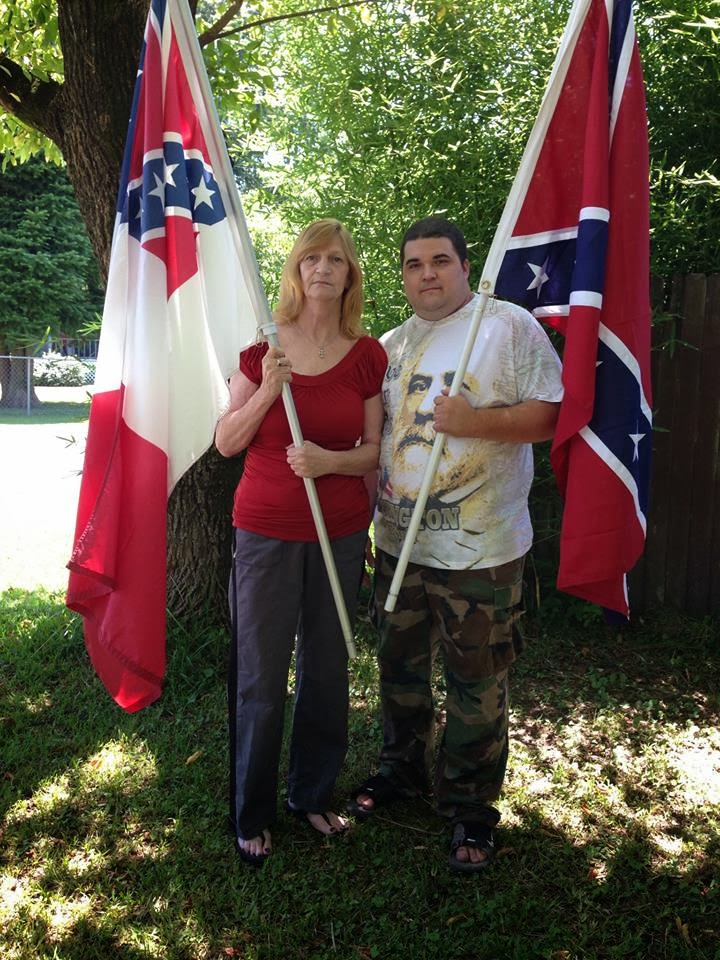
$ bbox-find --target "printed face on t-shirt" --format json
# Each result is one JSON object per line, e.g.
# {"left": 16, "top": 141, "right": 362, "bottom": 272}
{"left": 390, "top": 350, "right": 483, "bottom": 502}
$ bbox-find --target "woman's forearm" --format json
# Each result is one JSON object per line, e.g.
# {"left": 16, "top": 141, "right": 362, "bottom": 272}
{"left": 285, "top": 439, "right": 380, "bottom": 479}
{"left": 319, "top": 441, "right": 381, "bottom": 477}
{"left": 285, "top": 392, "right": 384, "bottom": 479}
{"left": 215, "top": 383, "right": 276, "bottom": 457}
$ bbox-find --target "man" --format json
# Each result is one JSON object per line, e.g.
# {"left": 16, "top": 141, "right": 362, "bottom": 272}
{"left": 348, "top": 217, "right": 563, "bottom": 872}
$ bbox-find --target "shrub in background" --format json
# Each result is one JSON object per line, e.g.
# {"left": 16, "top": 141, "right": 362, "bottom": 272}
{"left": 33, "top": 351, "right": 94, "bottom": 387}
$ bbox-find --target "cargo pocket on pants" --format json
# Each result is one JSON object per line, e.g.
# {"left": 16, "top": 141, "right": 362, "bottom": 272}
{"left": 487, "top": 571, "right": 525, "bottom": 673}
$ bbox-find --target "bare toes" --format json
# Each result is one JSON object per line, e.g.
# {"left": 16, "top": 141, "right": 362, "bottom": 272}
{"left": 238, "top": 830, "right": 272, "bottom": 857}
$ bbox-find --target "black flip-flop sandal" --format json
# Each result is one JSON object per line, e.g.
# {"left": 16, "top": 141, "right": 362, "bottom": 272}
{"left": 235, "top": 830, "right": 271, "bottom": 867}
{"left": 285, "top": 803, "right": 348, "bottom": 835}
{"left": 448, "top": 820, "right": 495, "bottom": 873}
{"left": 346, "top": 773, "right": 406, "bottom": 819}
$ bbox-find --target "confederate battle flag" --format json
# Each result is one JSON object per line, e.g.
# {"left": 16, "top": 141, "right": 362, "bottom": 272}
{"left": 486, "top": 0, "right": 651, "bottom": 617}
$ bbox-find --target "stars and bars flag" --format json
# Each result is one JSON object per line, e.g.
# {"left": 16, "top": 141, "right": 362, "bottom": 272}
{"left": 66, "top": 0, "right": 265, "bottom": 711}
{"left": 482, "top": 0, "right": 651, "bottom": 618}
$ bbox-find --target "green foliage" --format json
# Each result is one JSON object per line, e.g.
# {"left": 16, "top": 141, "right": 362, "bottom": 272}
{"left": 0, "top": 0, "right": 63, "bottom": 158}
{"left": 242, "top": 0, "right": 572, "bottom": 334}
{"left": 637, "top": 1, "right": 720, "bottom": 276}
{"left": 196, "top": 2, "right": 279, "bottom": 139}
{"left": 0, "top": 116, "right": 61, "bottom": 165}
{"left": 232, "top": 0, "right": 720, "bottom": 328}
{"left": 0, "top": 156, "right": 102, "bottom": 350}
{"left": 0, "top": 0, "right": 62, "bottom": 76}
{"left": 2, "top": 1, "right": 718, "bottom": 296}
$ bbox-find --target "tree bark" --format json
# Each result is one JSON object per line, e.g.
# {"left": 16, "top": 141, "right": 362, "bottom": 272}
{"left": 53, "top": 0, "right": 151, "bottom": 278}
{"left": 0, "top": 354, "right": 40, "bottom": 409}
{"left": 167, "top": 447, "right": 245, "bottom": 627}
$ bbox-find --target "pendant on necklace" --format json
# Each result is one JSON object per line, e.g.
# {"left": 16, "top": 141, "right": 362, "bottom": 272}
{"left": 319, "top": 346, "right": 326, "bottom": 359}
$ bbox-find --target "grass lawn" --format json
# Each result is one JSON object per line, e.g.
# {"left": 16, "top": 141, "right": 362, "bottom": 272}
{"left": 0, "top": 403, "right": 91, "bottom": 425}
{"left": 0, "top": 589, "right": 718, "bottom": 960}
{"left": 0, "top": 388, "right": 91, "bottom": 425}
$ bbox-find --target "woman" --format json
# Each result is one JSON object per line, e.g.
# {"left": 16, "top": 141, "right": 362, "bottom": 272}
{"left": 215, "top": 219, "right": 387, "bottom": 866}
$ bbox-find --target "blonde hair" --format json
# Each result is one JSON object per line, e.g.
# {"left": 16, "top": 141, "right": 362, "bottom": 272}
{"left": 273, "top": 219, "right": 365, "bottom": 338}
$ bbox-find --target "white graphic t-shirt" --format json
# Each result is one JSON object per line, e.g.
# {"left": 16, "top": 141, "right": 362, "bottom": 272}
{"left": 374, "top": 294, "right": 564, "bottom": 570}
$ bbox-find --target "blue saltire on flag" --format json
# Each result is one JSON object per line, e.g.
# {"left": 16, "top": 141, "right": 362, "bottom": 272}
{"left": 67, "top": 0, "right": 261, "bottom": 710}
{"left": 490, "top": 0, "right": 652, "bottom": 618}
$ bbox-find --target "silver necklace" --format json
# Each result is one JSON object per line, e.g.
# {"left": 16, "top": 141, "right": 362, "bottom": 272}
{"left": 296, "top": 325, "right": 340, "bottom": 359}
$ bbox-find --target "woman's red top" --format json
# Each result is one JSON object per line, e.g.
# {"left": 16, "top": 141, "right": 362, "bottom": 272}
{"left": 232, "top": 336, "right": 387, "bottom": 541}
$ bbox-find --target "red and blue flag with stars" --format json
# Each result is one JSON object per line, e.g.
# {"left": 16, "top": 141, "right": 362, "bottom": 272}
{"left": 67, "top": 0, "right": 260, "bottom": 711}
{"left": 487, "top": 0, "right": 651, "bottom": 617}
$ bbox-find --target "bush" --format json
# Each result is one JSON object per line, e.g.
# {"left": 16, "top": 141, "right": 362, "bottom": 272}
{"left": 33, "top": 351, "right": 95, "bottom": 386}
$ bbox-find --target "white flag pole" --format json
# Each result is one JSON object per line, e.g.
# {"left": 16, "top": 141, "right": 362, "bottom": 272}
{"left": 260, "top": 323, "right": 357, "bottom": 658}
{"left": 171, "top": 0, "right": 356, "bottom": 656}
{"left": 384, "top": 0, "right": 591, "bottom": 613}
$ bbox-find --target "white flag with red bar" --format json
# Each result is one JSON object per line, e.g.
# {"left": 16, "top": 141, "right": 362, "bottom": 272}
{"left": 67, "top": 0, "right": 261, "bottom": 710}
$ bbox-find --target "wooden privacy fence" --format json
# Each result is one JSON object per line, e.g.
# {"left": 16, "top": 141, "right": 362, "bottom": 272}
{"left": 630, "top": 273, "right": 720, "bottom": 618}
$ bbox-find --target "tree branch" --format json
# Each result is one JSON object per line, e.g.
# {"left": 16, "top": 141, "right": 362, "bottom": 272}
{"left": 0, "top": 56, "right": 62, "bottom": 142}
{"left": 198, "top": 0, "right": 246, "bottom": 47}
{"left": 199, "top": 0, "right": 379, "bottom": 45}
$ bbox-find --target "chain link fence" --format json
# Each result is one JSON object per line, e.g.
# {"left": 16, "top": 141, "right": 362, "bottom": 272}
{"left": 1, "top": 345, "right": 97, "bottom": 414}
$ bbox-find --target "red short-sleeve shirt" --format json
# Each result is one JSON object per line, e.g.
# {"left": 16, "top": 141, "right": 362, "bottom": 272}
{"left": 232, "top": 336, "right": 387, "bottom": 540}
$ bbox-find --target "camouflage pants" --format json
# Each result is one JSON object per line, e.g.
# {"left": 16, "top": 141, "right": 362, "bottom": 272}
{"left": 373, "top": 549, "right": 525, "bottom": 824}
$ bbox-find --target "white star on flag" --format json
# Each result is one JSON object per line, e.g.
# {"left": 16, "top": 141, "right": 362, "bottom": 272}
{"left": 527, "top": 258, "right": 550, "bottom": 299}
{"left": 191, "top": 175, "right": 215, "bottom": 209}
{"left": 629, "top": 432, "right": 645, "bottom": 461}
{"left": 149, "top": 171, "right": 165, "bottom": 204}
{"left": 163, "top": 161, "right": 179, "bottom": 186}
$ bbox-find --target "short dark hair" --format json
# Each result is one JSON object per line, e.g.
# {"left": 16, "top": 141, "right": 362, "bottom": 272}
{"left": 400, "top": 217, "right": 468, "bottom": 265}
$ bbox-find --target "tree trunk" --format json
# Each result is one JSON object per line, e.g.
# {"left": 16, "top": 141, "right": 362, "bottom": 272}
{"left": 167, "top": 446, "right": 245, "bottom": 628}
{"left": 51, "top": 0, "right": 151, "bottom": 277}
{"left": 0, "top": 354, "right": 40, "bottom": 409}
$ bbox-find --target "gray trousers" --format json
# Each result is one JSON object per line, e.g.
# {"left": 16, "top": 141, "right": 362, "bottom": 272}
{"left": 228, "top": 527, "right": 366, "bottom": 840}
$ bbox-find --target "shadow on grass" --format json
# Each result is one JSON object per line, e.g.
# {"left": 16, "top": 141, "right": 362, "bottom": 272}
{"left": 1, "top": 588, "right": 718, "bottom": 959}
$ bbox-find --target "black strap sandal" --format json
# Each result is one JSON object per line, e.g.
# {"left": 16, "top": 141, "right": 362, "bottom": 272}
{"left": 347, "top": 773, "right": 406, "bottom": 819}
{"left": 235, "top": 830, "right": 271, "bottom": 868}
{"left": 285, "top": 802, "right": 348, "bottom": 836}
{"left": 448, "top": 820, "right": 495, "bottom": 873}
